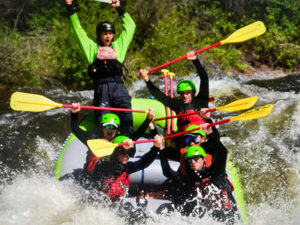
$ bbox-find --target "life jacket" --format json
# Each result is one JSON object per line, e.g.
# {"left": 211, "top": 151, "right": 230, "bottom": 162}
{"left": 86, "top": 152, "right": 100, "bottom": 174}
{"left": 177, "top": 109, "right": 206, "bottom": 132}
{"left": 88, "top": 46, "right": 123, "bottom": 84}
{"left": 179, "top": 147, "right": 212, "bottom": 175}
{"left": 102, "top": 172, "right": 130, "bottom": 201}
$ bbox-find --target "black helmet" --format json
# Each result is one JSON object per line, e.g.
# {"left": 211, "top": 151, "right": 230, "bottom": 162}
{"left": 96, "top": 21, "right": 116, "bottom": 36}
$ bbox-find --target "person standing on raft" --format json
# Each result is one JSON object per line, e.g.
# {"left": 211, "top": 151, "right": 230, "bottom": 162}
{"left": 139, "top": 51, "right": 209, "bottom": 132}
{"left": 65, "top": 0, "right": 136, "bottom": 136}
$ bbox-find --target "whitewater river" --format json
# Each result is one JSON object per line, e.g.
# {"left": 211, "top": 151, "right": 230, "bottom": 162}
{"left": 0, "top": 72, "right": 299, "bottom": 225}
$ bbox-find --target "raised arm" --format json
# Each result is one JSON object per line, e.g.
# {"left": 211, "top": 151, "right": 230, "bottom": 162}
{"left": 187, "top": 51, "right": 209, "bottom": 108}
{"left": 65, "top": 0, "right": 98, "bottom": 64}
{"left": 111, "top": 0, "right": 136, "bottom": 63}
{"left": 159, "top": 149, "right": 182, "bottom": 183}
{"left": 130, "top": 109, "right": 155, "bottom": 140}
{"left": 139, "top": 69, "right": 181, "bottom": 112}
{"left": 70, "top": 103, "right": 98, "bottom": 145}
{"left": 126, "top": 135, "right": 164, "bottom": 174}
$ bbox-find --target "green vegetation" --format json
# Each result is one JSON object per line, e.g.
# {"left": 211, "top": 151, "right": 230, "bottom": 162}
{"left": 0, "top": 0, "right": 299, "bottom": 89}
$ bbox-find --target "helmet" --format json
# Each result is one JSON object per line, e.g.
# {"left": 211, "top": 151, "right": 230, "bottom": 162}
{"left": 112, "top": 136, "right": 135, "bottom": 157}
{"left": 112, "top": 136, "right": 134, "bottom": 148}
{"left": 184, "top": 125, "right": 206, "bottom": 138}
{"left": 177, "top": 80, "right": 196, "bottom": 93}
{"left": 100, "top": 113, "right": 120, "bottom": 128}
{"left": 96, "top": 21, "right": 116, "bottom": 36}
{"left": 113, "top": 135, "right": 130, "bottom": 144}
{"left": 184, "top": 145, "right": 206, "bottom": 159}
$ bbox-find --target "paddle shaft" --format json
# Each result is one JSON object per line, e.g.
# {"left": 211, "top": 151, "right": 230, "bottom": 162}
{"left": 153, "top": 95, "right": 257, "bottom": 121}
{"left": 168, "top": 72, "right": 175, "bottom": 132}
{"left": 91, "top": 0, "right": 112, "bottom": 3}
{"left": 118, "top": 126, "right": 219, "bottom": 147}
{"left": 62, "top": 104, "right": 147, "bottom": 113}
{"left": 117, "top": 139, "right": 156, "bottom": 147}
{"left": 147, "top": 42, "right": 221, "bottom": 73}
{"left": 164, "top": 74, "right": 171, "bottom": 134}
{"left": 207, "top": 119, "right": 230, "bottom": 127}
{"left": 161, "top": 119, "right": 229, "bottom": 137}
{"left": 153, "top": 108, "right": 216, "bottom": 122}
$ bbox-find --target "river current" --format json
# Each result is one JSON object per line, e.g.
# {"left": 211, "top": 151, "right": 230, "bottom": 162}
{"left": 0, "top": 73, "right": 299, "bottom": 225}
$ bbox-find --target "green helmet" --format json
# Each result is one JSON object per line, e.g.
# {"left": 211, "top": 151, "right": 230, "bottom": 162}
{"left": 100, "top": 113, "right": 120, "bottom": 128}
{"left": 184, "top": 125, "right": 206, "bottom": 138}
{"left": 112, "top": 136, "right": 134, "bottom": 149}
{"left": 185, "top": 145, "right": 206, "bottom": 159}
{"left": 177, "top": 80, "right": 196, "bottom": 93}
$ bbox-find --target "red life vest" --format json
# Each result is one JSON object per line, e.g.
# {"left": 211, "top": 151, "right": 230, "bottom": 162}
{"left": 87, "top": 152, "right": 100, "bottom": 174}
{"left": 179, "top": 147, "right": 212, "bottom": 175}
{"left": 177, "top": 109, "right": 206, "bottom": 132}
{"left": 102, "top": 172, "right": 130, "bottom": 201}
{"left": 87, "top": 138, "right": 111, "bottom": 174}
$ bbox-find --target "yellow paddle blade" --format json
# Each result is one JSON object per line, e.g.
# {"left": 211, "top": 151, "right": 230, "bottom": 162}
{"left": 230, "top": 104, "right": 273, "bottom": 122}
{"left": 10, "top": 92, "right": 63, "bottom": 112}
{"left": 87, "top": 139, "right": 119, "bottom": 157}
{"left": 220, "top": 21, "right": 266, "bottom": 45}
{"left": 216, "top": 96, "right": 258, "bottom": 112}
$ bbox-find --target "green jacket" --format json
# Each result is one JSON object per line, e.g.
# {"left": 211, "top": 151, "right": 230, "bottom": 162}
{"left": 70, "top": 11, "right": 136, "bottom": 64}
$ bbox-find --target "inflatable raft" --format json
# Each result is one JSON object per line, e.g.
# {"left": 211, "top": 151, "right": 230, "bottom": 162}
{"left": 51, "top": 98, "right": 247, "bottom": 222}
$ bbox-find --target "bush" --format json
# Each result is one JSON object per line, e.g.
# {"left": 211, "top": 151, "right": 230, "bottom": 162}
{"left": 0, "top": 0, "right": 299, "bottom": 90}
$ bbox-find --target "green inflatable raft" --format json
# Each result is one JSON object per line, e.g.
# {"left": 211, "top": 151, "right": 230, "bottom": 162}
{"left": 52, "top": 97, "right": 247, "bottom": 222}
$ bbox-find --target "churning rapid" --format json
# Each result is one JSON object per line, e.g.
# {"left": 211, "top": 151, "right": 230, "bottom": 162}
{"left": 0, "top": 72, "right": 299, "bottom": 225}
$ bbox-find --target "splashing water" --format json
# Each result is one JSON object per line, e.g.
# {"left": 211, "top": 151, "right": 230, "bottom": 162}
{"left": 0, "top": 73, "right": 299, "bottom": 224}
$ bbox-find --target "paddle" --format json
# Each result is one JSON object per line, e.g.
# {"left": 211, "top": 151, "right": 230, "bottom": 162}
{"left": 88, "top": 104, "right": 273, "bottom": 157}
{"left": 10, "top": 92, "right": 147, "bottom": 113}
{"left": 168, "top": 71, "right": 176, "bottom": 132}
{"left": 147, "top": 21, "right": 266, "bottom": 73}
{"left": 161, "top": 69, "right": 171, "bottom": 134}
{"left": 88, "top": 126, "right": 212, "bottom": 157}
{"left": 89, "top": 0, "right": 112, "bottom": 3}
{"left": 207, "top": 104, "right": 273, "bottom": 127}
{"left": 153, "top": 96, "right": 258, "bottom": 121}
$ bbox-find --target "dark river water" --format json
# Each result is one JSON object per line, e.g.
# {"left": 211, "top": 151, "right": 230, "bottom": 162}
{"left": 0, "top": 73, "right": 299, "bottom": 225}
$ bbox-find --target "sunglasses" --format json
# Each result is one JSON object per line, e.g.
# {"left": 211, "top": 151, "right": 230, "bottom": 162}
{"left": 186, "top": 156, "right": 202, "bottom": 163}
{"left": 103, "top": 125, "right": 117, "bottom": 130}
{"left": 184, "top": 136, "right": 198, "bottom": 145}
